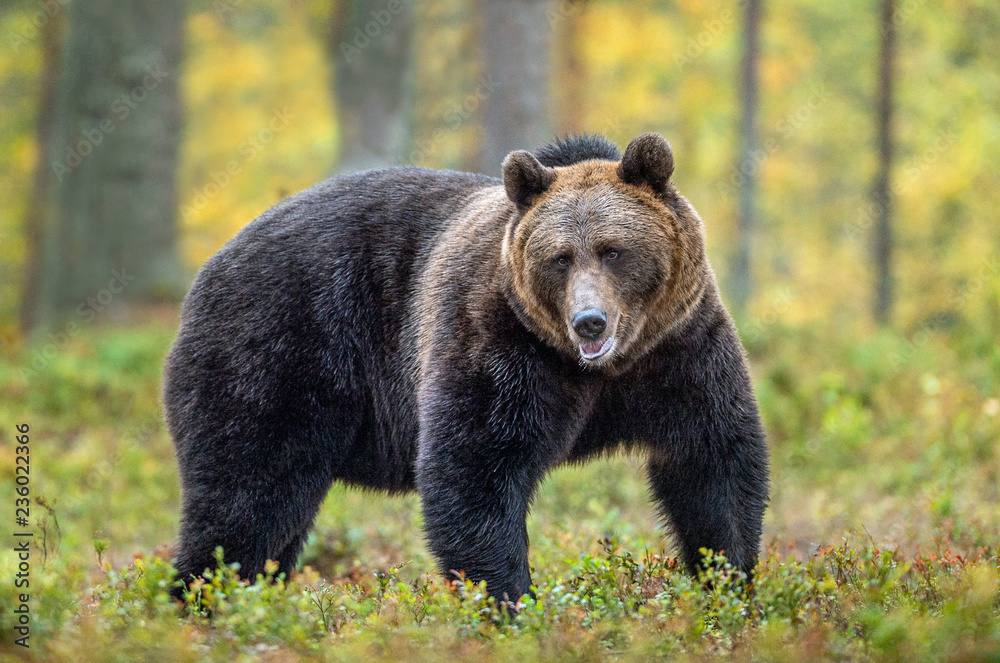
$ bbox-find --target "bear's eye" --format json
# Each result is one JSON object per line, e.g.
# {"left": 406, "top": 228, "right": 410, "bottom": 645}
{"left": 604, "top": 249, "right": 620, "bottom": 261}
{"left": 554, "top": 254, "right": 570, "bottom": 268}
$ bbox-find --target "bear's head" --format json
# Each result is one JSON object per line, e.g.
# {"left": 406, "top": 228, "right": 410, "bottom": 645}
{"left": 500, "top": 133, "right": 709, "bottom": 370}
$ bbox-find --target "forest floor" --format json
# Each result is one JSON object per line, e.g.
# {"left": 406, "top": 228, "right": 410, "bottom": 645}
{"left": 0, "top": 316, "right": 998, "bottom": 661}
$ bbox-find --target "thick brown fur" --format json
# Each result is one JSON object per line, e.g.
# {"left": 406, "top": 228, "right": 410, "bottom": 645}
{"left": 164, "top": 133, "right": 769, "bottom": 607}
{"left": 500, "top": 157, "right": 709, "bottom": 373}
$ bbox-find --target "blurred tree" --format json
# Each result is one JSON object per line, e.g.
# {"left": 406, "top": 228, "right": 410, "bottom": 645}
{"left": 27, "top": 0, "right": 185, "bottom": 331}
{"left": 873, "top": 0, "right": 896, "bottom": 324}
{"left": 19, "top": 7, "right": 64, "bottom": 333}
{"left": 330, "top": 0, "right": 414, "bottom": 172}
{"left": 404, "top": 0, "right": 482, "bottom": 171}
{"left": 730, "top": 0, "right": 762, "bottom": 314}
{"left": 555, "top": 0, "right": 586, "bottom": 136}
{"left": 479, "top": 0, "right": 553, "bottom": 174}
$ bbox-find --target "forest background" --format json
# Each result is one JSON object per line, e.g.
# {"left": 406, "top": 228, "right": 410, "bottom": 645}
{"left": 0, "top": 0, "right": 998, "bottom": 660}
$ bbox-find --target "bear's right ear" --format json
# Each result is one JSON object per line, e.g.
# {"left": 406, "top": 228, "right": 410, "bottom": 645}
{"left": 502, "top": 150, "right": 557, "bottom": 212}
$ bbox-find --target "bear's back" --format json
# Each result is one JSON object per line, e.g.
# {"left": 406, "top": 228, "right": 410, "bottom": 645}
{"left": 165, "top": 138, "right": 631, "bottom": 491}
{"left": 164, "top": 167, "right": 500, "bottom": 491}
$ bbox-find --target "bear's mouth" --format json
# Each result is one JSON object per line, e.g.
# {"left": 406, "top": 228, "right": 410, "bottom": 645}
{"left": 579, "top": 336, "right": 615, "bottom": 361}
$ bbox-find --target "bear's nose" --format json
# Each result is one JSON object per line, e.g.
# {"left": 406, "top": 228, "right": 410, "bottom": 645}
{"left": 572, "top": 308, "right": 607, "bottom": 340}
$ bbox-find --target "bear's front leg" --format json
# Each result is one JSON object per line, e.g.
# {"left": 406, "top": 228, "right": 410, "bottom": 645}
{"left": 415, "top": 362, "right": 569, "bottom": 606}
{"left": 417, "top": 440, "right": 535, "bottom": 605}
{"left": 641, "top": 319, "right": 770, "bottom": 581}
{"left": 647, "top": 445, "right": 767, "bottom": 580}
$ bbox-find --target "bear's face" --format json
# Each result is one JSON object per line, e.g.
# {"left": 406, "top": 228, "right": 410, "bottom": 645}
{"left": 501, "top": 134, "right": 707, "bottom": 370}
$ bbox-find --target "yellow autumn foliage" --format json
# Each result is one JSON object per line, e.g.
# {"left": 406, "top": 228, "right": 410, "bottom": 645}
{"left": 0, "top": 0, "right": 997, "bottom": 336}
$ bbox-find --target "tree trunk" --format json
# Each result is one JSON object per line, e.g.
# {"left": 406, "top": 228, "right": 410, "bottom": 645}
{"left": 330, "top": 0, "right": 415, "bottom": 172}
{"left": 479, "top": 0, "right": 553, "bottom": 175}
{"left": 730, "top": 0, "right": 761, "bottom": 314}
{"left": 555, "top": 0, "right": 586, "bottom": 136}
{"left": 20, "top": 8, "right": 64, "bottom": 333}
{"left": 31, "top": 0, "right": 185, "bottom": 331}
{"left": 873, "top": 0, "right": 896, "bottom": 324}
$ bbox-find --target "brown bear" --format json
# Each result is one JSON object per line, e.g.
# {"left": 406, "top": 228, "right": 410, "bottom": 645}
{"left": 164, "top": 133, "right": 769, "bottom": 607}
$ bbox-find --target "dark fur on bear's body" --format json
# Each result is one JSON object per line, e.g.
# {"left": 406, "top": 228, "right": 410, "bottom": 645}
{"left": 164, "top": 133, "right": 768, "bottom": 604}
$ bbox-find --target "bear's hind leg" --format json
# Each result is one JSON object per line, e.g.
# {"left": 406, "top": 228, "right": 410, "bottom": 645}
{"left": 172, "top": 435, "right": 338, "bottom": 595}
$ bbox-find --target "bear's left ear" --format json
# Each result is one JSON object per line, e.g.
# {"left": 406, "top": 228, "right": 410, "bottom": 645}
{"left": 618, "top": 133, "right": 675, "bottom": 194}
{"left": 502, "top": 150, "right": 557, "bottom": 211}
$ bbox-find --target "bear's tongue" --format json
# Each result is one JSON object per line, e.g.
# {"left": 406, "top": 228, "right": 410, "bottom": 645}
{"left": 580, "top": 337, "right": 613, "bottom": 359}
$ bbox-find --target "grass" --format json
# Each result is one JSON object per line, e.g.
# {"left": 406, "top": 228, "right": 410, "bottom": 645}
{"left": 0, "top": 312, "right": 998, "bottom": 661}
